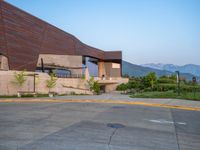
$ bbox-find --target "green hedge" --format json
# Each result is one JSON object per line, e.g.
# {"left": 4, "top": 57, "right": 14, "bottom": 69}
{"left": 117, "top": 76, "right": 200, "bottom": 94}
{"left": 116, "top": 83, "right": 129, "bottom": 91}
{"left": 180, "top": 84, "right": 200, "bottom": 93}
{"left": 154, "top": 84, "right": 177, "bottom": 92}
{"left": 157, "top": 78, "right": 176, "bottom": 84}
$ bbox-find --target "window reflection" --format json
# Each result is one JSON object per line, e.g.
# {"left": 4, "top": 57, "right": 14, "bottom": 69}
{"left": 83, "top": 57, "right": 98, "bottom": 77}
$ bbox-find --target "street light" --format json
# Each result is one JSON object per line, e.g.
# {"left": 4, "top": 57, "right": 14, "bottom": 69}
{"left": 175, "top": 71, "right": 180, "bottom": 96}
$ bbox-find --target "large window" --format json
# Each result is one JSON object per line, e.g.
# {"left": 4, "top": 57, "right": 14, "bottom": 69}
{"left": 83, "top": 57, "right": 98, "bottom": 77}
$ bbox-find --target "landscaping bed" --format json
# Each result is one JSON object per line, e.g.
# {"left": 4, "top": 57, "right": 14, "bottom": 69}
{"left": 130, "top": 91, "right": 200, "bottom": 101}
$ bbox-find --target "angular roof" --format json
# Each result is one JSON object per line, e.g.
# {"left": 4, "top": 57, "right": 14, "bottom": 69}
{"left": 0, "top": 1, "right": 122, "bottom": 70}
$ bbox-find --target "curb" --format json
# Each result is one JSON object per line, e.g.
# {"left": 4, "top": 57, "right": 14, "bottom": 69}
{"left": 0, "top": 99, "right": 199, "bottom": 111}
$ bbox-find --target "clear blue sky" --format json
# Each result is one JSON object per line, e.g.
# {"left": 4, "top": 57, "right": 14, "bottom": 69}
{"left": 6, "top": 0, "right": 200, "bottom": 65}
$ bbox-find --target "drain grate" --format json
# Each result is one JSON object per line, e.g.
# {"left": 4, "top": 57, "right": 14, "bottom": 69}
{"left": 107, "top": 123, "right": 125, "bottom": 129}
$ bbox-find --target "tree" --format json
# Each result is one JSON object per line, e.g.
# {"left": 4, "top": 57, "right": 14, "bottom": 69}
{"left": 46, "top": 73, "right": 57, "bottom": 94}
{"left": 87, "top": 77, "right": 100, "bottom": 95}
{"left": 12, "top": 71, "right": 27, "bottom": 97}
{"left": 146, "top": 72, "right": 157, "bottom": 90}
{"left": 13, "top": 71, "right": 27, "bottom": 89}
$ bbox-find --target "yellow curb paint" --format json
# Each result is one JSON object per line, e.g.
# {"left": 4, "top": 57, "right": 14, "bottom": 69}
{"left": 0, "top": 99, "right": 200, "bottom": 111}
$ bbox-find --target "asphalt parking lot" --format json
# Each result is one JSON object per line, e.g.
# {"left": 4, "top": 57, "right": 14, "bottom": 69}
{"left": 0, "top": 101, "right": 200, "bottom": 150}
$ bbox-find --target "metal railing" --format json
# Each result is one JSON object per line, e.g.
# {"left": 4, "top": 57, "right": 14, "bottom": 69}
{"left": 55, "top": 74, "right": 84, "bottom": 78}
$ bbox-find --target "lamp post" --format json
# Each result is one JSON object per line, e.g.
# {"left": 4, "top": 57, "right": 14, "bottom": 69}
{"left": 192, "top": 76, "right": 197, "bottom": 97}
{"left": 175, "top": 71, "right": 180, "bottom": 96}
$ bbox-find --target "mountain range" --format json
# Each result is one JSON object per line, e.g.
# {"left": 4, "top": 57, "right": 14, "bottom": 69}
{"left": 142, "top": 63, "right": 200, "bottom": 77}
{"left": 122, "top": 61, "right": 200, "bottom": 81}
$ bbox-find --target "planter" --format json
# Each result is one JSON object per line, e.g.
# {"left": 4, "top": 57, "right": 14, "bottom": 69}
{"left": 48, "top": 93, "right": 54, "bottom": 97}
{"left": 17, "top": 92, "right": 21, "bottom": 98}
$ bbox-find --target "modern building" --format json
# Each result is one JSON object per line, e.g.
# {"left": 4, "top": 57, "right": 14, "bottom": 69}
{"left": 0, "top": 1, "right": 128, "bottom": 94}
{"left": 0, "top": 1, "right": 128, "bottom": 95}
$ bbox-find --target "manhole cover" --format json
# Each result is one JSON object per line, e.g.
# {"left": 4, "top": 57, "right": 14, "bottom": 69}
{"left": 107, "top": 123, "right": 125, "bottom": 129}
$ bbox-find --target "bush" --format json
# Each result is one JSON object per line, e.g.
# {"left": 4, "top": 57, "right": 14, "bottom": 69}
{"left": 93, "top": 81, "right": 100, "bottom": 95}
{"left": 87, "top": 77, "right": 100, "bottom": 95}
{"left": 116, "top": 83, "right": 127, "bottom": 91}
{"left": 154, "top": 84, "right": 177, "bottom": 92}
{"left": 12, "top": 71, "right": 27, "bottom": 88}
{"left": 116, "top": 83, "right": 129, "bottom": 93}
{"left": 119, "top": 73, "right": 200, "bottom": 95}
{"left": 179, "top": 84, "right": 200, "bottom": 93}
{"left": 157, "top": 78, "right": 176, "bottom": 84}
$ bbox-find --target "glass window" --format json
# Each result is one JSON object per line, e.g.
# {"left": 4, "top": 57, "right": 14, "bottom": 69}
{"left": 83, "top": 57, "right": 98, "bottom": 77}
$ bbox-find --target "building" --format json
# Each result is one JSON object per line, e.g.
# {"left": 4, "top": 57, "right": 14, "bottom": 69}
{"left": 0, "top": 1, "right": 128, "bottom": 94}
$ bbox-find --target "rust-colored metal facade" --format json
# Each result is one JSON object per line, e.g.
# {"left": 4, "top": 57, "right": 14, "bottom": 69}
{"left": 0, "top": 1, "right": 122, "bottom": 72}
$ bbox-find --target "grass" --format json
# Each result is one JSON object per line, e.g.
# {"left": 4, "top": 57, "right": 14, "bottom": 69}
{"left": 0, "top": 94, "right": 49, "bottom": 98}
{"left": 130, "top": 91, "right": 200, "bottom": 101}
{"left": 0, "top": 93, "right": 89, "bottom": 98}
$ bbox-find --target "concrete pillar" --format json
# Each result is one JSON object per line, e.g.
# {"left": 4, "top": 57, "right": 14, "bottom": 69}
{"left": 98, "top": 61, "right": 106, "bottom": 78}
{"left": 85, "top": 67, "right": 90, "bottom": 80}
{"left": 0, "top": 55, "right": 9, "bottom": 70}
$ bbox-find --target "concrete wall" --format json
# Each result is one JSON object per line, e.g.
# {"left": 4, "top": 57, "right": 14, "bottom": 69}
{"left": 0, "top": 71, "right": 92, "bottom": 96}
{"left": 0, "top": 55, "right": 9, "bottom": 70}
{"left": 0, "top": 70, "right": 128, "bottom": 96}
{"left": 37, "top": 54, "right": 82, "bottom": 75}
{"left": 105, "top": 78, "right": 129, "bottom": 92}
{"left": 97, "top": 77, "right": 129, "bottom": 92}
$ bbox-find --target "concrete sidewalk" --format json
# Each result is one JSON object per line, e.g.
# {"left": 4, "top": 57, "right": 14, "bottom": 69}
{"left": 53, "top": 92, "right": 200, "bottom": 108}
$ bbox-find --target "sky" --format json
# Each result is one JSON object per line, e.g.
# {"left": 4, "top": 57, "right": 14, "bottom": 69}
{"left": 6, "top": 0, "right": 200, "bottom": 65}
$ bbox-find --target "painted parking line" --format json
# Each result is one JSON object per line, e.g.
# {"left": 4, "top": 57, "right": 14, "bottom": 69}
{"left": 0, "top": 99, "right": 200, "bottom": 111}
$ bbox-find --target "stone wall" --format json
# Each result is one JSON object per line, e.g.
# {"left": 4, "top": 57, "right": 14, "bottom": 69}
{"left": 0, "top": 71, "right": 128, "bottom": 96}
{"left": 0, "top": 71, "right": 92, "bottom": 96}
{"left": 37, "top": 54, "right": 82, "bottom": 75}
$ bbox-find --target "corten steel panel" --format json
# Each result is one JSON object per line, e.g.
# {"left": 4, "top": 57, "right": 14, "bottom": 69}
{"left": 40, "top": 24, "right": 76, "bottom": 55}
{"left": 104, "top": 62, "right": 121, "bottom": 78}
{"left": 75, "top": 42, "right": 105, "bottom": 60}
{"left": 0, "top": 1, "right": 122, "bottom": 71}
{"left": 1, "top": 1, "right": 45, "bottom": 70}
{"left": 0, "top": 2, "right": 7, "bottom": 56}
{"left": 104, "top": 51, "right": 122, "bottom": 60}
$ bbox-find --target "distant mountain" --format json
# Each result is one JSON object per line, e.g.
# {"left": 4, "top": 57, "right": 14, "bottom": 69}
{"left": 122, "top": 61, "right": 199, "bottom": 81}
{"left": 142, "top": 63, "right": 200, "bottom": 77}
{"left": 122, "top": 61, "right": 172, "bottom": 77}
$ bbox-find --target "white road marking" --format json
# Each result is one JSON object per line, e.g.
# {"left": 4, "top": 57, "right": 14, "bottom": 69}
{"left": 145, "top": 119, "right": 186, "bottom": 125}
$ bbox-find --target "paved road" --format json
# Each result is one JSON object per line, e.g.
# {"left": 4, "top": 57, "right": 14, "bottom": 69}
{"left": 0, "top": 101, "right": 200, "bottom": 150}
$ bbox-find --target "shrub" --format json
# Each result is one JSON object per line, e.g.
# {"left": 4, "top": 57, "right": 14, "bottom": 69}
{"left": 116, "top": 83, "right": 129, "bottom": 93}
{"left": 13, "top": 71, "right": 27, "bottom": 87}
{"left": 93, "top": 81, "right": 100, "bottom": 95}
{"left": 155, "top": 84, "right": 177, "bottom": 92}
{"left": 87, "top": 77, "right": 100, "bottom": 95}
{"left": 157, "top": 78, "right": 176, "bottom": 84}
{"left": 180, "top": 84, "right": 200, "bottom": 93}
